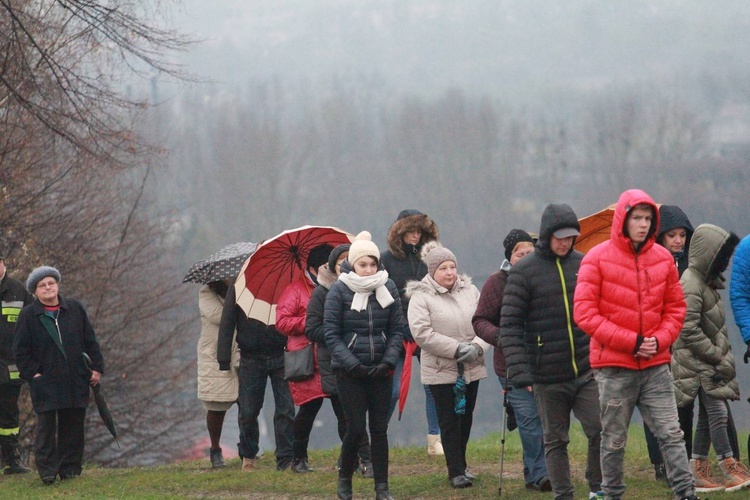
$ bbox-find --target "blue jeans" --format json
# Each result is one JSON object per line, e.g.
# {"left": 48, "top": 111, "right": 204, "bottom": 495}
{"left": 594, "top": 365, "right": 694, "bottom": 500}
{"left": 388, "top": 355, "right": 440, "bottom": 434}
{"left": 499, "top": 377, "right": 548, "bottom": 486}
{"left": 237, "top": 355, "right": 294, "bottom": 466}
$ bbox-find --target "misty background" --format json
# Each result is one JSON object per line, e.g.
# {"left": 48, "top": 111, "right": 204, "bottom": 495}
{"left": 144, "top": 1, "right": 750, "bottom": 457}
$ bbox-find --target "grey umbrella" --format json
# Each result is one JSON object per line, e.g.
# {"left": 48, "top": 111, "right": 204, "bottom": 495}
{"left": 182, "top": 242, "right": 257, "bottom": 284}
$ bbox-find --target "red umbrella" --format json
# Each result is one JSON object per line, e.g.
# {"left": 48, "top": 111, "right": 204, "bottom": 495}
{"left": 234, "top": 225, "right": 355, "bottom": 325}
{"left": 397, "top": 340, "right": 418, "bottom": 420}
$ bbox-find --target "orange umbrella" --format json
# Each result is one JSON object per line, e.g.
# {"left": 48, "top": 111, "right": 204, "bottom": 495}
{"left": 574, "top": 204, "right": 616, "bottom": 254}
{"left": 575, "top": 202, "right": 661, "bottom": 254}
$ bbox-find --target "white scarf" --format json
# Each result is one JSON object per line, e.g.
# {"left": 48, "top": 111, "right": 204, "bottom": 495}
{"left": 338, "top": 270, "right": 395, "bottom": 312}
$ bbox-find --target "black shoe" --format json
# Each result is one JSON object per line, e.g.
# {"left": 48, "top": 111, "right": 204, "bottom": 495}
{"left": 2, "top": 445, "right": 31, "bottom": 474}
{"left": 526, "top": 476, "right": 552, "bottom": 491}
{"left": 291, "top": 457, "right": 314, "bottom": 473}
{"left": 360, "top": 459, "right": 374, "bottom": 479}
{"left": 210, "top": 448, "right": 225, "bottom": 469}
{"left": 41, "top": 476, "right": 56, "bottom": 486}
{"left": 654, "top": 462, "right": 667, "bottom": 482}
{"left": 337, "top": 476, "right": 353, "bottom": 500}
{"left": 678, "top": 495, "right": 700, "bottom": 500}
{"left": 375, "top": 482, "right": 394, "bottom": 500}
{"left": 59, "top": 472, "right": 80, "bottom": 480}
{"left": 276, "top": 458, "right": 293, "bottom": 471}
{"left": 450, "top": 475, "right": 473, "bottom": 488}
{"left": 464, "top": 470, "right": 477, "bottom": 481}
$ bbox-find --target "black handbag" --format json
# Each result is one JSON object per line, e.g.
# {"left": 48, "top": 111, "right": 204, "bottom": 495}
{"left": 283, "top": 343, "right": 314, "bottom": 381}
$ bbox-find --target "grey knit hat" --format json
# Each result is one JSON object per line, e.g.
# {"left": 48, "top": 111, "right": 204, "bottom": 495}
{"left": 27, "top": 266, "right": 61, "bottom": 294}
{"left": 420, "top": 241, "right": 457, "bottom": 278}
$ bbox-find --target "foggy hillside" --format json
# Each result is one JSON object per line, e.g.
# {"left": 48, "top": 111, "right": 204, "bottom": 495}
{"left": 151, "top": 0, "right": 750, "bottom": 453}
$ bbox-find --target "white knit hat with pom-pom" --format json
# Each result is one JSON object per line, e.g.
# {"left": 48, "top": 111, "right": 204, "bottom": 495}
{"left": 348, "top": 231, "right": 380, "bottom": 265}
{"left": 421, "top": 241, "right": 457, "bottom": 277}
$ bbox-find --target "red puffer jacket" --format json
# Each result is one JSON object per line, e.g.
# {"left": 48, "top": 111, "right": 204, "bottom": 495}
{"left": 574, "top": 189, "right": 686, "bottom": 370}
{"left": 276, "top": 276, "right": 324, "bottom": 406}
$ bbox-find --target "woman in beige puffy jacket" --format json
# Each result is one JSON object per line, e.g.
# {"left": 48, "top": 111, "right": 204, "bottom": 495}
{"left": 198, "top": 281, "right": 240, "bottom": 468}
{"left": 406, "top": 242, "right": 490, "bottom": 489}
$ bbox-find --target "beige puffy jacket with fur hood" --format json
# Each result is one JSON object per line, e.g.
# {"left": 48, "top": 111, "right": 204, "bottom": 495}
{"left": 406, "top": 274, "right": 490, "bottom": 385}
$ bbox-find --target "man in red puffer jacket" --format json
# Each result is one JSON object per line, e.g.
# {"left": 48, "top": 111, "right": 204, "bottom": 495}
{"left": 574, "top": 189, "right": 696, "bottom": 500}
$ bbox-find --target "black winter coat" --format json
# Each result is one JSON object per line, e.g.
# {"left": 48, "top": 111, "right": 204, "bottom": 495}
{"left": 0, "top": 274, "right": 32, "bottom": 366}
{"left": 324, "top": 279, "right": 404, "bottom": 372}
{"left": 501, "top": 204, "right": 591, "bottom": 387}
{"left": 217, "top": 284, "right": 286, "bottom": 369}
{"left": 13, "top": 296, "right": 104, "bottom": 413}
{"left": 305, "top": 267, "right": 336, "bottom": 394}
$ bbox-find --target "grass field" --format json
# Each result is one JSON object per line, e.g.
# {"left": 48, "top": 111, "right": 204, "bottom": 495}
{"left": 1, "top": 425, "right": 747, "bottom": 498}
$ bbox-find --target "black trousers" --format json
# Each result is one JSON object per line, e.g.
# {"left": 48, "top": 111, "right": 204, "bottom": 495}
{"left": 429, "top": 380, "right": 479, "bottom": 480}
{"left": 0, "top": 383, "right": 22, "bottom": 447}
{"left": 35, "top": 408, "right": 86, "bottom": 480}
{"left": 335, "top": 372, "right": 391, "bottom": 483}
{"left": 329, "top": 394, "right": 372, "bottom": 462}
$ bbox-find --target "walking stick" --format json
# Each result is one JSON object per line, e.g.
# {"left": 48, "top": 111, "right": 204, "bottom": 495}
{"left": 498, "top": 380, "right": 509, "bottom": 496}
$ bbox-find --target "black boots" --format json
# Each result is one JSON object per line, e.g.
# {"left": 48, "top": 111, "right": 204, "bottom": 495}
{"left": 375, "top": 482, "right": 394, "bottom": 500}
{"left": 209, "top": 448, "right": 225, "bottom": 469}
{"left": 337, "top": 475, "right": 353, "bottom": 500}
{"left": 1, "top": 444, "right": 30, "bottom": 475}
{"left": 291, "top": 457, "right": 314, "bottom": 473}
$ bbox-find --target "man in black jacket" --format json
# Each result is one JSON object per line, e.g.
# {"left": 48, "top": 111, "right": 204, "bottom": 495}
{"left": 501, "top": 204, "right": 602, "bottom": 500}
{"left": 217, "top": 284, "right": 294, "bottom": 471}
{"left": 0, "top": 254, "right": 32, "bottom": 474}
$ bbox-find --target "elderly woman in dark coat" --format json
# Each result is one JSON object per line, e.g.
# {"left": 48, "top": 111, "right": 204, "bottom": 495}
{"left": 13, "top": 266, "right": 104, "bottom": 485}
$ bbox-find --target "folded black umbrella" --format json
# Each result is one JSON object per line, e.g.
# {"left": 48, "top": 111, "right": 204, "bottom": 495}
{"left": 83, "top": 353, "right": 119, "bottom": 448}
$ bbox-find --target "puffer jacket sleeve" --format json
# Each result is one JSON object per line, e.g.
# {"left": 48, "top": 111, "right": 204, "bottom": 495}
{"left": 653, "top": 264, "right": 687, "bottom": 353}
{"left": 324, "top": 282, "right": 361, "bottom": 372}
{"left": 681, "top": 276, "right": 723, "bottom": 365}
{"left": 730, "top": 236, "right": 750, "bottom": 343}
{"left": 409, "top": 292, "right": 463, "bottom": 359}
{"left": 199, "top": 286, "right": 224, "bottom": 326}
{"left": 575, "top": 252, "right": 639, "bottom": 354}
{"left": 472, "top": 273, "right": 503, "bottom": 347}
{"left": 381, "top": 281, "right": 404, "bottom": 367}
{"left": 305, "top": 286, "right": 327, "bottom": 344}
{"left": 500, "top": 268, "right": 534, "bottom": 388}
{"left": 217, "top": 284, "right": 238, "bottom": 370}
{"left": 276, "top": 281, "right": 306, "bottom": 337}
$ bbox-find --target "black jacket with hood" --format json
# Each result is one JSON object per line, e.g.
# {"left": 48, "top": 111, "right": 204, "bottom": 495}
{"left": 217, "top": 284, "right": 287, "bottom": 370}
{"left": 500, "top": 203, "right": 591, "bottom": 387}
{"left": 657, "top": 205, "right": 694, "bottom": 278}
{"left": 379, "top": 209, "right": 438, "bottom": 342}
{"left": 0, "top": 273, "right": 32, "bottom": 368}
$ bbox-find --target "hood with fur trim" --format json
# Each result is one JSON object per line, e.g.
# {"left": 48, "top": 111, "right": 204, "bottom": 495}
{"left": 386, "top": 210, "right": 439, "bottom": 260}
{"left": 687, "top": 224, "right": 740, "bottom": 288}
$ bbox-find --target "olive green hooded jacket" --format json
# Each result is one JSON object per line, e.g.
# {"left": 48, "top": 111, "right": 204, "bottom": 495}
{"left": 672, "top": 224, "right": 741, "bottom": 407}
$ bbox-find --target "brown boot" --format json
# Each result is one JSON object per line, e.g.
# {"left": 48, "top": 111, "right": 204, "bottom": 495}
{"left": 690, "top": 458, "right": 723, "bottom": 493}
{"left": 242, "top": 457, "right": 256, "bottom": 472}
{"left": 719, "top": 457, "right": 750, "bottom": 492}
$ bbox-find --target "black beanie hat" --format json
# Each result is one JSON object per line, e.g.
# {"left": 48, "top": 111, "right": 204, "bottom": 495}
{"left": 306, "top": 244, "right": 334, "bottom": 271}
{"left": 503, "top": 229, "right": 535, "bottom": 260}
{"left": 327, "top": 244, "right": 351, "bottom": 272}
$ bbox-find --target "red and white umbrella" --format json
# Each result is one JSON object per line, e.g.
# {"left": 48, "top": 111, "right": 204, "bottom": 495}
{"left": 234, "top": 225, "right": 355, "bottom": 325}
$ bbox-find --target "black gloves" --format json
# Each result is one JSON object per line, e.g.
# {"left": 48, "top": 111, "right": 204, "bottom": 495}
{"left": 348, "top": 363, "right": 370, "bottom": 378}
{"left": 368, "top": 363, "right": 392, "bottom": 378}
{"left": 744, "top": 344, "right": 750, "bottom": 364}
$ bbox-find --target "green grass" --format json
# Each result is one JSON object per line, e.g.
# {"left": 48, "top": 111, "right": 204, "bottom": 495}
{"left": 1, "top": 426, "right": 747, "bottom": 498}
